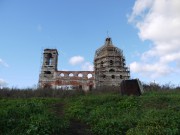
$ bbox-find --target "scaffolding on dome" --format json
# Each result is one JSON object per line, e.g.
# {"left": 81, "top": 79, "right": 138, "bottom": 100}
{"left": 94, "top": 37, "right": 130, "bottom": 88}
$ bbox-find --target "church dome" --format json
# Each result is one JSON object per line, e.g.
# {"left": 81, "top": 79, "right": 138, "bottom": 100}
{"left": 94, "top": 37, "right": 123, "bottom": 60}
{"left": 94, "top": 37, "right": 130, "bottom": 88}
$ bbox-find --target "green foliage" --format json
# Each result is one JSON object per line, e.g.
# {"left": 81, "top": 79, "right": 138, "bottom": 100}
{"left": 127, "top": 109, "right": 180, "bottom": 135}
{"left": 0, "top": 98, "right": 68, "bottom": 135}
{"left": 66, "top": 94, "right": 141, "bottom": 135}
{"left": 66, "top": 91, "right": 180, "bottom": 135}
{"left": 1, "top": 90, "right": 180, "bottom": 135}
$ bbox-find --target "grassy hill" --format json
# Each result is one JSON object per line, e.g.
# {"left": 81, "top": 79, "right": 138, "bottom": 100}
{"left": 0, "top": 89, "right": 180, "bottom": 135}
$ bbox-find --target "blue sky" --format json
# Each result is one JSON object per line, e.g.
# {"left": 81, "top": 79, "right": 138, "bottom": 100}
{"left": 0, "top": 0, "right": 180, "bottom": 88}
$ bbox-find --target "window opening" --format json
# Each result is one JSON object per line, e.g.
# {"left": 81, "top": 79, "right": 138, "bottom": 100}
{"left": 89, "top": 85, "right": 93, "bottom": 91}
{"left": 111, "top": 75, "right": 115, "bottom": 79}
{"left": 102, "top": 74, "right": 106, "bottom": 79}
{"left": 46, "top": 53, "right": 53, "bottom": 65}
{"left": 110, "top": 60, "right": 114, "bottom": 66}
{"left": 101, "top": 61, "right": 103, "bottom": 67}
{"left": 109, "top": 69, "right": 115, "bottom": 72}
{"left": 78, "top": 73, "right": 83, "bottom": 77}
{"left": 87, "top": 74, "right": 92, "bottom": 79}
{"left": 60, "top": 73, "right": 64, "bottom": 77}
{"left": 44, "top": 71, "right": 51, "bottom": 74}
{"left": 69, "top": 73, "right": 74, "bottom": 77}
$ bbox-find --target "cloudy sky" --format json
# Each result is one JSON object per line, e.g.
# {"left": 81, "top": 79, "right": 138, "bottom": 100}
{"left": 0, "top": 0, "right": 180, "bottom": 88}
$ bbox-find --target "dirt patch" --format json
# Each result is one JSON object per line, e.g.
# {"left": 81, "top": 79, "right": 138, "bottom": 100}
{"left": 68, "top": 119, "right": 93, "bottom": 135}
{"left": 52, "top": 102, "right": 94, "bottom": 135}
{"left": 51, "top": 102, "right": 65, "bottom": 116}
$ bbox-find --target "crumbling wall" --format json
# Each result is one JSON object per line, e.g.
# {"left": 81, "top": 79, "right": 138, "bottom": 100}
{"left": 54, "top": 71, "right": 95, "bottom": 91}
{"left": 39, "top": 71, "right": 95, "bottom": 91}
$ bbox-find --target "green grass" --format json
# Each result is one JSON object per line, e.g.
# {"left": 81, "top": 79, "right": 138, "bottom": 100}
{"left": 1, "top": 90, "right": 180, "bottom": 135}
{"left": 0, "top": 98, "right": 69, "bottom": 135}
{"left": 65, "top": 91, "right": 180, "bottom": 135}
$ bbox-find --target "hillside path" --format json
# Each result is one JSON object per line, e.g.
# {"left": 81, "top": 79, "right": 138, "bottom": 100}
{"left": 52, "top": 102, "right": 93, "bottom": 135}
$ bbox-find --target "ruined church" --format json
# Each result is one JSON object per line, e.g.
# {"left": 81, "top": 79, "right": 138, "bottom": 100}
{"left": 38, "top": 37, "right": 130, "bottom": 91}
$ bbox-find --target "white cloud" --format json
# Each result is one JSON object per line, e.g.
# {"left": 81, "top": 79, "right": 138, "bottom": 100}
{"left": 0, "top": 58, "right": 9, "bottom": 67}
{"left": 129, "top": 0, "right": 180, "bottom": 79}
{"left": 130, "top": 62, "right": 172, "bottom": 78}
{"left": 69, "top": 56, "right": 93, "bottom": 71}
{"left": 69, "top": 56, "right": 84, "bottom": 65}
{"left": 81, "top": 62, "right": 93, "bottom": 71}
{"left": 0, "top": 79, "right": 7, "bottom": 87}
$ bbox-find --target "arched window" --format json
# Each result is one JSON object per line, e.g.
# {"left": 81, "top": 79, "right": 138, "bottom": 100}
{"left": 60, "top": 73, "right": 64, "bottom": 77}
{"left": 87, "top": 74, "right": 92, "bottom": 79}
{"left": 110, "top": 60, "right": 114, "bottom": 66}
{"left": 49, "top": 59, "right": 52, "bottom": 65}
{"left": 46, "top": 53, "right": 53, "bottom": 65}
{"left": 109, "top": 69, "right": 115, "bottom": 72}
{"left": 78, "top": 73, "right": 83, "bottom": 77}
{"left": 69, "top": 73, "right": 74, "bottom": 77}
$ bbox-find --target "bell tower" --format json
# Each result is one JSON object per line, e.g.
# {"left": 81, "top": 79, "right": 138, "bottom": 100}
{"left": 38, "top": 49, "right": 58, "bottom": 88}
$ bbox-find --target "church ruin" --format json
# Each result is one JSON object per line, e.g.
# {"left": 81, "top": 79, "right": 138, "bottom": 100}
{"left": 38, "top": 37, "right": 130, "bottom": 90}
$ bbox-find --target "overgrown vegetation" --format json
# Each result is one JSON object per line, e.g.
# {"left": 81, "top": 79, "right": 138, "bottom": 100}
{"left": 65, "top": 91, "right": 180, "bottom": 135}
{"left": 0, "top": 83, "right": 180, "bottom": 135}
{"left": 0, "top": 98, "right": 69, "bottom": 135}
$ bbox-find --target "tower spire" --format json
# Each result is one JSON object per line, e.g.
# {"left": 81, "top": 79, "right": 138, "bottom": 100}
{"left": 107, "top": 31, "right": 109, "bottom": 38}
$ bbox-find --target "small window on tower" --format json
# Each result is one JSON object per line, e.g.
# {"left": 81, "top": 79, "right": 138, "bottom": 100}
{"left": 101, "top": 61, "right": 103, "bottom": 67}
{"left": 109, "top": 69, "right": 115, "bottom": 72}
{"left": 44, "top": 71, "right": 51, "bottom": 74}
{"left": 111, "top": 75, "right": 115, "bottom": 79}
{"left": 49, "top": 59, "right": 52, "bottom": 65}
{"left": 46, "top": 53, "right": 53, "bottom": 65}
{"left": 110, "top": 60, "right": 114, "bottom": 66}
